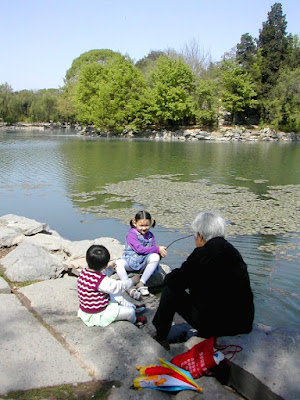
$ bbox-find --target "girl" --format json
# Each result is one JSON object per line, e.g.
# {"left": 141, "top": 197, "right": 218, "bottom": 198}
{"left": 116, "top": 210, "right": 167, "bottom": 298}
{"left": 77, "top": 245, "right": 146, "bottom": 328}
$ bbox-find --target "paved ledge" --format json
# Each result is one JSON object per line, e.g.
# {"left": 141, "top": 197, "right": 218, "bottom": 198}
{"left": 0, "top": 276, "right": 295, "bottom": 399}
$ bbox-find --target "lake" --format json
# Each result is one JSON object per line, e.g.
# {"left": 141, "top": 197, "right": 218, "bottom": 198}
{"left": 0, "top": 128, "right": 299, "bottom": 330}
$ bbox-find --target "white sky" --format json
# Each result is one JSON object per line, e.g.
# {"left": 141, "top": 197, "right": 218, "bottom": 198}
{"left": 1, "top": 0, "right": 299, "bottom": 91}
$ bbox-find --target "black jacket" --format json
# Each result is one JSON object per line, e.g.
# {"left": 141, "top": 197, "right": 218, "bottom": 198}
{"left": 165, "top": 237, "right": 254, "bottom": 337}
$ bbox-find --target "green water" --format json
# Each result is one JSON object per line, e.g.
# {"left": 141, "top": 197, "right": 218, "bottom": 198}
{"left": 0, "top": 129, "right": 299, "bottom": 330}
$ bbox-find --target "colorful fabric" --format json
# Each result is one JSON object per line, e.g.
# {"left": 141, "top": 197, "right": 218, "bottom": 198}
{"left": 77, "top": 268, "right": 110, "bottom": 313}
{"left": 134, "top": 358, "right": 202, "bottom": 392}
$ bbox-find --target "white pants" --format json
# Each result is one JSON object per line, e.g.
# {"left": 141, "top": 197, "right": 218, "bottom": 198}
{"left": 116, "top": 253, "right": 160, "bottom": 285}
{"left": 111, "top": 294, "right": 136, "bottom": 323}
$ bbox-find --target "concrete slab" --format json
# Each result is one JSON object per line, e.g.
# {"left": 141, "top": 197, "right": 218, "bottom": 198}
{"left": 15, "top": 276, "right": 300, "bottom": 399}
{"left": 0, "top": 292, "right": 92, "bottom": 395}
{"left": 18, "top": 276, "right": 169, "bottom": 389}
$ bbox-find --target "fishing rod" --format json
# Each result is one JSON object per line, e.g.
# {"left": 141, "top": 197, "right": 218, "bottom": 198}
{"left": 166, "top": 234, "right": 194, "bottom": 249}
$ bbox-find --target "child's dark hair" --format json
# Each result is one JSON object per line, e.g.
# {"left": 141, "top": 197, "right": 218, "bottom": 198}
{"left": 86, "top": 245, "right": 110, "bottom": 271}
{"left": 130, "top": 210, "right": 156, "bottom": 228}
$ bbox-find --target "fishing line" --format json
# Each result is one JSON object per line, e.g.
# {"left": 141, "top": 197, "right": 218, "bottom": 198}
{"left": 166, "top": 234, "right": 194, "bottom": 249}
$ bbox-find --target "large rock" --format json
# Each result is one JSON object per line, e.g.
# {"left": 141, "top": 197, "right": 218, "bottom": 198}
{"left": 217, "top": 323, "right": 300, "bottom": 400}
{"left": 0, "top": 225, "right": 23, "bottom": 248}
{"left": 21, "top": 232, "right": 70, "bottom": 253}
{"left": 0, "top": 242, "right": 65, "bottom": 281}
{"left": 0, "top": 214, "right": 50, "bottom": 236}
{"left": 62, "top": 237, "right": 123, "bottom": 260}
{"left": 147, "top": 263, "right": 172, "bottom": 287}
{"left": 0, "top": 276, "right": 11, "bottom": 294}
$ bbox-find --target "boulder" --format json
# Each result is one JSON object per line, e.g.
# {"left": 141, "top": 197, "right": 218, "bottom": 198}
{"left": 0, "top": 214, "right": 50, "bottom": 236}
{"left": 217, "top": 323, "right": 300, "bottom": 400}
{"left": 0, "top": 226, "right": 24, "bottom": 248}
{"left": 0, "top": 276, "right": 11, "bottom": 293}
{"left": 147, "top": 263, "right": 172, "bottom": 287}
{"left": 0, "top": 242, "right": 65, "bottom": 282}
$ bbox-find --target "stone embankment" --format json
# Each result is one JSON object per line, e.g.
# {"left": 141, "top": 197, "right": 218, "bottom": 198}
{"left": 1, "top": 122, "right": 299, "bottom": 141}
{"left": 79, "top": 126, "right": 300, "bottom": 142}
{"left": 0, "top": 214, "right": 299, "bottom": 399}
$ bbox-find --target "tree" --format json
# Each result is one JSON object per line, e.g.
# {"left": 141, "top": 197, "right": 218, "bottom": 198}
{"left": 135, "top": 50, "right": 165, "bottom": 76}
{"left": 265, "top": 67, "right": 300, "bottom": 131}
{"left": 236, "top": 33, "right": 257, "bottom": 71}
{"left": 60, "top": 49, "right": 122, "bottom": 123}
{"left": 257, "top": 3, "right": 289, "bottom": 95}
{"left": 74, "top": 54, "right": 147, "bottom": 132}
{"left": 287, "top": 34, "right": 300, "bottom": 70}
{"left": 29, "top": 89, "right": 60, "bottom": 122}
{"left": 181, "top": 38, "right": 212, "bottom": 77}
{"left": 65, "top": 49, "right": 119, "bottom": 84}
{"left": 0, "top": 83, "right": 14, "bottom": 122}
{"left": 13, "top": 90, "right": 35, "bottom": 121}
{"left": 193, "top": 78, "right": 219, "bottom": 127}
{"left": 146, "top": 55, "right": 195, "bottom": 126}
{"left": 220, "top": 60, "right": 258, "bottom": 124}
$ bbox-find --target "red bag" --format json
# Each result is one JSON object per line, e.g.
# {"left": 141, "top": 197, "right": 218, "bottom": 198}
{"left": 171, "top": 337, "right": 217, "bottom": 379}
{"left": 171, "top": 337, "right": 243, "bottom": 379}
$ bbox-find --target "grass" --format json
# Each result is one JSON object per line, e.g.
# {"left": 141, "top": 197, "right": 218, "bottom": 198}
{"left": 1, "top": 380, "right": 118, "bottom": 400}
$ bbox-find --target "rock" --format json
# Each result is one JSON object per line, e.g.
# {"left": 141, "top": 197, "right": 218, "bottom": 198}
{"left": 0, "top": 276, "right": 11, "bottom": 293}
{"left": 0, "top": 226, "right": 24, "bottom": 248}
{"left": 0, "top": 214, "right": 50, "bottom": 236}
{"left": 147, "top": 263, "right": 172, "bottom": 287}
{"left": 217, "top": 323, "right": 300, "bottom": 400}
{"left": 176, "top": 376, "right": 241, "bottom": 399}
{"left": 21, "top": 232, "right": 69, "bottom": 253}
{"left": 94, "top": 237, "right": 124, "bottom": 261}
{"left": 1, "top": 242, "right": 65, "bottom": 281}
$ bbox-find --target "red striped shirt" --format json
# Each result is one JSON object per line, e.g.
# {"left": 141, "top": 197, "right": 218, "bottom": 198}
{"left": 77, "top": 268, "right": 110, "bottom": 314}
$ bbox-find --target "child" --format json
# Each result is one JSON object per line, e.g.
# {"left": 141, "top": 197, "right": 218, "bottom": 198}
{"left": 77, "top": 245, "right": 146, "bottom": 328}
{"left": 116, "top": 210, "right": 167, "bottom": 298}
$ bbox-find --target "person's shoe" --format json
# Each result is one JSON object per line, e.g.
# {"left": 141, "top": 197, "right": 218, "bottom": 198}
{"left": 129, "top": 288, "right": 141, "bottom": 300}
{"left": 135, "top": 304, "right": 146, "bottom": 314}
{"left": 135, "top": 315, "right": 147, "bottom": 328}
{"left": 153, "top": 334, "right": 170, "bottom": 351}
{"left": 136, "top": 285, "right": 149, "bottom": 296}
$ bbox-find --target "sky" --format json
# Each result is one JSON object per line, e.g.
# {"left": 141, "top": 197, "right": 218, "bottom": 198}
{"left": 1, "top": 0, "right": 299, "bottom": 92}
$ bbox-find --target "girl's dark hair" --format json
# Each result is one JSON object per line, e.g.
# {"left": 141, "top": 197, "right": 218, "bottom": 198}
{"left": 86, "top": 245, "right": 110, "bottom": 271}
{"left": 130, "top": 210, "right": 156, "bottom": 228}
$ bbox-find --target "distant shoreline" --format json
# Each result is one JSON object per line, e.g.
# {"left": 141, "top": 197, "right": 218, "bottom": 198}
{"left": 1, "top": 122, "right": 299, "bottom": 141}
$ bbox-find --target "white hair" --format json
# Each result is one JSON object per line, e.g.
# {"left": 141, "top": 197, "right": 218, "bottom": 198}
{"left": 191, "top": 211, "right": 225, "bottom": 242}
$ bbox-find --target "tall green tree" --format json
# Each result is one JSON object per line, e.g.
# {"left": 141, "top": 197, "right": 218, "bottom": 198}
{"left": 65, "top": 49, "right": 119, "bottom": 83}
{"left": 60, "top": 49, "right": 121, "bottom": 123}
{"left": 146, "top": 55, "right": 195, "bottom": 126}
{"left": 236, "top": 33, "right": 257, "bottom": 71}
{"left": 257, "top": 3, "right": 289, "bottom": 95}
{"left": 220, "top": 60, "right": 258, "bottom": 124}
{"left": 265, "top": 67, "right": 300, "bottom": 131}
{"left": 193, "top": 78, "right": 219, "bottom": 127}
{"left": 74, "top": 54, "right": 147, "bottom": 132}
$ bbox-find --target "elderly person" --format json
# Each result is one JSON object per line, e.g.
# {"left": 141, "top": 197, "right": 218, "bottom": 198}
{"left": 152, "top": 211, "right": 254, "bottom": 350}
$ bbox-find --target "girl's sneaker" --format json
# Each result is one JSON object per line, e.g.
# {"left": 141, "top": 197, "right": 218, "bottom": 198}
{"left": 135, "top": 304, "right": 146, "bottom": 314}
{"left": 135, "top": 315, "right": 147, "bottom": 328}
